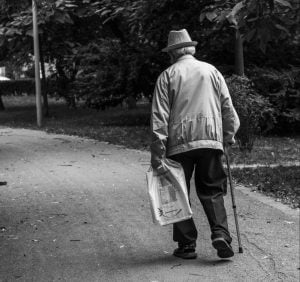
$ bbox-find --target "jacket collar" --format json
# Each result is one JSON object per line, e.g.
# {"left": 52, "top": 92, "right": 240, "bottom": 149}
{"left": 176, "top": 54, "right": 195, "bottom": 62}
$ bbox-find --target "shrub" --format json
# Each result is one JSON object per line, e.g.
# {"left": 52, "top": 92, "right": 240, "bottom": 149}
{"left": 226, "top": 75, "right": 276, "bottom": 152}
{"left": 68, "top": 40, "right": 127, "bottom": 110}
{"left": 0, "top": 79, "right": 35, "bottom": 95}
{"left": 249, "top": 67, "right": 300, "bottom": 134}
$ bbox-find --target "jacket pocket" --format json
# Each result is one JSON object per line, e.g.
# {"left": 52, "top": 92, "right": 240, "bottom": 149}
{"left": 186, "top": 116, "right": 222, "bottom": 142}
{"left": 168, "top": 122, "right": 185, "bottom": 147}
{"left": 168, "top": 115, "right": 223, "bottom": 147}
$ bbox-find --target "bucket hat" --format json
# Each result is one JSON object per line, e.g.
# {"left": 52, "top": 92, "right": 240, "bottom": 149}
{"left": 162, "top": 29, "right": 198, "bottom": 52}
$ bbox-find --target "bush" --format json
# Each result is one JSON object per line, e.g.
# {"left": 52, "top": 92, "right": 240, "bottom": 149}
{"left": 0, "top": 79, "right": 35, "bottom": 95}
{"left": 249, "top": 67, "right": 300, "bottom": 135}
{"left": 68, "top": 40, "right": 128, "bottom": 110}
{"left": 226, "top": 75, "right": 276, "bottom": 152}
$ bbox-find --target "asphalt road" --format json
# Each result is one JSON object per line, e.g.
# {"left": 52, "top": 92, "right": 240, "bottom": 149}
{"left": 0, "top": 128, "right": 299, "bottom": 282}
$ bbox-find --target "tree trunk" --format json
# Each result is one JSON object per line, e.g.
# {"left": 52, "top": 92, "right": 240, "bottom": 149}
{"left": 234, "top": 29, "right": 244, "bottom": 76}
{"left": 39, "top": 35, "right": 49, "bottom": 117}
{"left": 56, "top": 60, "right": 76, "bottom": 109}
{"left": 0, "top": 96, "right": 5, "bottom": 111}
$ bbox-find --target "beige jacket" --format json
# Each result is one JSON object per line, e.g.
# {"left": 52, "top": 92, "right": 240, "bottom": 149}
{"left": 150, "top": 55, "right": 240, "bottom": 162}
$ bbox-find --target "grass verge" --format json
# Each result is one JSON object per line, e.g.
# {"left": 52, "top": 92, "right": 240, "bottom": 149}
{"left": 232, "top": 166, "right": 300, "bottom": 209}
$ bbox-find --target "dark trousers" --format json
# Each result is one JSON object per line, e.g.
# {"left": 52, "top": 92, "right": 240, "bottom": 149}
{"left": 170, "top": 148, "right": 232, "bottom": 245}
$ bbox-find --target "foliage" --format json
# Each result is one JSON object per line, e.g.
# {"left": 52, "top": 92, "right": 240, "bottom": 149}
{"left": 226, "top": 75, "right": 276, "bottom": 151}
{"left": 69, "top": 40, "right": 125, "bottom": 110}
{"left": 249, "top": 67, "right": 300, "bottom": 134}
{"left": 0, "top": 79, "right": 35, "bottom": 95}
{"left": 0, "top": 0, "right": 105, "bottom": 104}
{"left": 0, "top": 0, "right": 299, "bottom": 119}
{"left": 232, "top": 166, "right": 300, "bottom": 208}
{"left": 199, "top": 0, "right": 299, "bottom": 66}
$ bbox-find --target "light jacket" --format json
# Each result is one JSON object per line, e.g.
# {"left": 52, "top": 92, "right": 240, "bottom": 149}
{"left": 150, "top": 55, "right": 240, "bottom": 162}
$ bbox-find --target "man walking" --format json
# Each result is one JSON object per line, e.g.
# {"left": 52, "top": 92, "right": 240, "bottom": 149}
{"left": 150, "top": 29, "right": 240, "bottom": 259}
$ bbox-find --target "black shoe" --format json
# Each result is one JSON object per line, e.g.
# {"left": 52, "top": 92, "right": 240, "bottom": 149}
{"left": 212, "top": 237, "right": 234, "bottom": 259}
{"left": 173, "top": 242, "right": 197, "bottom": 259}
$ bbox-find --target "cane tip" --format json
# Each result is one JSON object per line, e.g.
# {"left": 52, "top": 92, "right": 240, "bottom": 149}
{"left": 238, "top": 247, "right": 243, "bottom": 253}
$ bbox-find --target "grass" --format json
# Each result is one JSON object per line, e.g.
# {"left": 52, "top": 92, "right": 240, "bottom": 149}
{"left": 0, "top": 95, "right": 151, "bottom": 150}
{"left": 1, "top": 95, "right": 299, "bottom": 208}
{"left": 229, "top": 138, "right": 300, "bottom": 165}
{"left": 232, "top": 166, "right": 300, "bottom": 209}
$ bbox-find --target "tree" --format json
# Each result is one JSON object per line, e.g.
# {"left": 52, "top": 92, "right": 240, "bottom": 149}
{"left": 199, "top": 0, "right": 298, "bottom": 75}
{"left": 0, "top": 0, "right": 104, "bottom": 109}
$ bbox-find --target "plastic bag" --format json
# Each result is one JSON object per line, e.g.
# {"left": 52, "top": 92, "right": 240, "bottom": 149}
{"left": 146, "top": 158, "right": 192, "bottom": 226}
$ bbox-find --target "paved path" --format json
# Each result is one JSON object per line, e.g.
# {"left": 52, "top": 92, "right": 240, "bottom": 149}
{"left": 0, "top": 128, "right": 299, "bottom": 282}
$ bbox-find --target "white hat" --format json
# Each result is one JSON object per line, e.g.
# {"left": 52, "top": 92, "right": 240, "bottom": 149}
{"left": 162, "top": 29, "right": 198, "bottom": 52}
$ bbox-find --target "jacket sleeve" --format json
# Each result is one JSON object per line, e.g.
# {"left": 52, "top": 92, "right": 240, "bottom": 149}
{"left": 150, "top": 72, "right": 170, "bottom": 165}
{"left": 217, "top": 71, "right": 240, "bottom": 145}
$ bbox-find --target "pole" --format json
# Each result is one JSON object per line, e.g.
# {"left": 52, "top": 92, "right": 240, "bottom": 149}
{"left": 32, "top": 0, "right": 42, "bottom": 127}
{"left": 225, "top": 148, "right": 243, "bottom": 253}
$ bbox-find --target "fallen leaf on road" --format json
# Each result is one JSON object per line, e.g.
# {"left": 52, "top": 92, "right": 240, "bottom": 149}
{"left": 283, "top": 221, "right": 294, "bottom": 224}
{"left": 7, "top": 235, "right": 18, "bottom": 240}
{"left": 170, "top": 264, "right": 181, "bottom": 269}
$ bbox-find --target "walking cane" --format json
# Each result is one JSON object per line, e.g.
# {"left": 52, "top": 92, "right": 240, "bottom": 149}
{"left": 225, "top": 147, "right": 243, "bottom": 253}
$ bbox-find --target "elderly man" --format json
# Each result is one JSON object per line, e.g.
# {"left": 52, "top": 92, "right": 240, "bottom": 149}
{"left": 150, "top": 29, "right": 240, "bottom": 259}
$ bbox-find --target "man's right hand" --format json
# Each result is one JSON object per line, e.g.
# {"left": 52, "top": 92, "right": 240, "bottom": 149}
{"left": 151, "top": 158, "right": 162, "bottom": 170}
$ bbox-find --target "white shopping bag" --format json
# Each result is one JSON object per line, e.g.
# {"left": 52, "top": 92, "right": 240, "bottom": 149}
{"left": 146, "top": 158, "right": 192, "bottom": 226}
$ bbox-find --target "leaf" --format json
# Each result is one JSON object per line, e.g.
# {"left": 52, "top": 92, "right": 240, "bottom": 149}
{"left": 0, "top": 28, "right": 6, "bottom": 36}
{"left": 227, "top": 14, "right": 238, "bottom": 25}
{"left": 199, "top": 12, "right": 206, "bottom": 22}
{"left": 91, "top": 1, "right": 101, "bottom": 6}
{"left": 100, "top": 10, "right": 111, "bottom": 17}
{"left": 65, "top": 4, "right": 78, "bottom": 8}
{"left": 65, "top": 41, "right": 75, "bottom": 48}
{"left": 215, "top": 10, "right": 230, "bottom": 23}
{"left": 55, "top": 0, "right": 64, "bottom": 8}
{"left": 64, "top": 13, "right": 74, "bottom": 24}
{"left": 274, "top": 24, "right": 290, "bottom": 34}
{"left": 274, "top": 0, "right": 292, "bottom": 8}
{"left": 5, "top": 28, "right": 21, "bottom": 36}
{"left": 231, "top": 1, "right": 245, "bottom": 15}
{"left": 226, "top": 2, "right": 245, "bottom": 26}
{"left": 206, "top": 11, "right": 218, "bottom": 22}
{"left": 26, "top": 29, "right": 33, "bottom": 37}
